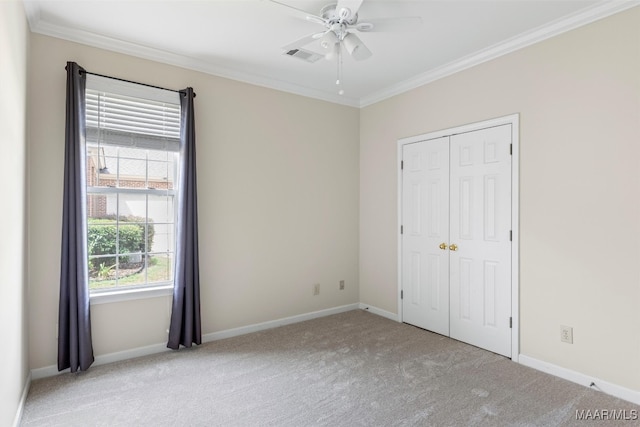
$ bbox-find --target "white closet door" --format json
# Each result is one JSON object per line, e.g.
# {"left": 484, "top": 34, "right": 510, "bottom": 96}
{"left": 449, "top": 125, "right": 512, "bottom": 357}
{"left": 401, "top": 137, "right": 450, "bottom": 336}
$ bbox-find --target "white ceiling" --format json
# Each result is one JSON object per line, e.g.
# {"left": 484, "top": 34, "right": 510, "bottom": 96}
{"left": 23, "top": 0, "right": 637, "bottom": 107}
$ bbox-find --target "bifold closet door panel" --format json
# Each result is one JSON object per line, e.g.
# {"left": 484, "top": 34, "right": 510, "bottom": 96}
{"left": 449, "top": 125, "right": 512, "bottom": 357}
{"left": 401, "top": 137, "right": 450, "bottom": 336}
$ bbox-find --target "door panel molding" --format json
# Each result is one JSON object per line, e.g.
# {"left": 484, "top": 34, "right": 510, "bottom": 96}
{"left": 397, "top": 114, "right": 520, "bottom": 361}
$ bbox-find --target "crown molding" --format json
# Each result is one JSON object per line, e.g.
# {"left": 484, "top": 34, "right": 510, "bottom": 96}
{"left": 25, "top": 11, "right": 360, "bottom": 108}
{"left": 359, "top": 1, "right": 640, "bottom": 108}
{"left": 24, "top": 1, "right": 638, "bottom": 109}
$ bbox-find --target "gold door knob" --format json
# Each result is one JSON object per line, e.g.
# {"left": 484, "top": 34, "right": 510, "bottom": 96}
{"left": 449, "top": 244, "right": 458, "bottom": 251}
{"left": 439, "top": 243, "right": 447, "bottom": 250}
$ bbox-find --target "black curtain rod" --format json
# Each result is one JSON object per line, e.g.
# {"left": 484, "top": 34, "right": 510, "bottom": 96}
{"left": 80, "top": 69, "right": 196, "bottom": 98}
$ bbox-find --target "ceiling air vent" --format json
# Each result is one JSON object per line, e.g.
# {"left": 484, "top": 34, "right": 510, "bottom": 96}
{"left": 284, "top": 48, "right": 322, "bottom": 63}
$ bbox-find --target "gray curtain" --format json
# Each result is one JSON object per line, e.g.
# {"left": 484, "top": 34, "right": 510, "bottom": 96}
{"left": 168, "top": 87, "right": 201, "bottom": 349}
{"left": 58, "top": 61, "right": 94, "bottom": 372}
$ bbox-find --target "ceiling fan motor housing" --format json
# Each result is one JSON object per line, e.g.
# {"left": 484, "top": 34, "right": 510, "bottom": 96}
{"left": 321, "top": 3, "right": 358, "bottom": 25}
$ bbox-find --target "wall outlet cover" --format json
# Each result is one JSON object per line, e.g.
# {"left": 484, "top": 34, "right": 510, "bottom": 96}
{"left": 560, "top": 325, "right": 573, "bottom": 344}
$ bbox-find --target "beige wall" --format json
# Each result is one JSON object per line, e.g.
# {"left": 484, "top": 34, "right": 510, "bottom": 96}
{"left": 360, "top": 8, "right": 640, "bottom": 391}
{"left": 28, "top": 35, "right": 360, "bottom": 369}
{"left": 0, "top": 1, "right": 30, "bottom": 424}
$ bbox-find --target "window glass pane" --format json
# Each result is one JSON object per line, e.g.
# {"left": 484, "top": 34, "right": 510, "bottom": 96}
{"left": 102, "top": 145, "right": 118, "bottom": 157}
{"left": 117, "top": 149, "right": 147, "bottom": 188}
{"left": 88, "top": 256, "right": 117, "bottom": 290}
{"left": 85, "top": 146, "right": 99, "bottom": 186}
{"left": 148, "top": 160, "right": 172, "bottom": 189}
{"left": 88, "top": 254, "right": 118, "bottom": 290}
{"left": 117, "top": 223, "right": 146, "bottom": 256}
{"left": 101, "top": 146, "right": 118, "bottom": 180}
{"left": 147, "top": 253, "right": 173, "bottom": 284}
{"left": 147, "top": 149, "right": 169, "bottom": 161}
{"left": 87, "top": 194, "right": 118, "bottom": 220}
{"left": 85, "top": 145, "right": 113, "bottom": 188}
{"left": 151, "top": 223, "right": 174, "bottom": 254}
{"left": 148, "top": 194, "right": 174, "bottom": 224}
{"left": 114, "top": 255, "right": 147, "bottom": 287}
{"left": 87, "top": 223, "right": 117, "bottom": 260}
{"left": 88, "top": 220, "right": 117, "bottom": 291}
{"left": 97, "top": 169, "right": 117, "bottom": 187}
{"left": 118, "top": 193, "right": 147, "bottom": 219}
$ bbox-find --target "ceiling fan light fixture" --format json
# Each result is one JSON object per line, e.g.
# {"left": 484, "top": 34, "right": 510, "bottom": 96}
{"left": 325, "top": 42, "right": 339, "bottom": 61}
{"left": 343, "top": 33, "right": 372, "bottom": 61}
{"left": 342, "top": 33, "right": 359, "bottom": 55}
{"left": 320, "top": 31, "right": 339, "bottom": 49}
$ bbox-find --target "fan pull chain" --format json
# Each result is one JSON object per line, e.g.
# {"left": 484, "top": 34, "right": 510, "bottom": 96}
{"left": 337, "top": 44, "right": 344, "bottom": 96}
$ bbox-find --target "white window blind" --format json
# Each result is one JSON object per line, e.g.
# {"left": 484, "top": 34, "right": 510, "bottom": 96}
{"left": 86, "top": 74, "right": 181, "bottom": 152}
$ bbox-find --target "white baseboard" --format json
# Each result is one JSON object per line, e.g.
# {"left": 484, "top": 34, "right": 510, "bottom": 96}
{"left": 519, "top": 354, "right": 640, "bottom": 406}
{"left": 202, "top": 303, "right": 360, "bottom": 342}
{"left": 31, "top": 341, "right": 172, "bottom": 380}
{"left": 358, "top": 303, "right": 400, "bottom": 322}
{"left": 13, "top": 372, "right": 31, "bottom": 427}
{"left": 31, "top": 303, "right": 360, "bottom": 380}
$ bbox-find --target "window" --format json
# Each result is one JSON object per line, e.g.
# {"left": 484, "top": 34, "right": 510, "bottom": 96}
{"left": 84, "top": 75, "right": 181, "bottom": 293}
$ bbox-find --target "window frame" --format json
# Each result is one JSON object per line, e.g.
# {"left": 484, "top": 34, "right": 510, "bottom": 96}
{"left": 84, "top": 75, "right": 181, "bottom": 301}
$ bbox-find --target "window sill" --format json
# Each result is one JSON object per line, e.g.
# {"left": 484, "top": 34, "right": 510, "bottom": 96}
{"left": 90, "top": 284, "right": 173, "bottom": 305}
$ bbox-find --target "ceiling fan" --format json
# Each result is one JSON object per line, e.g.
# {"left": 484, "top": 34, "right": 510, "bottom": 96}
{"left": 267, "top": 0, "right": 422, "bottom": 94}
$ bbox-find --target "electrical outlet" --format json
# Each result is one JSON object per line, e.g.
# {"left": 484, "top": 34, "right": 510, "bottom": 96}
{"left": 560, "top": 325, "right": 573, "bottom": 344}
{"left": 313, "top": 283, "right": 320, "bottom": 296}
{"left": 339, "top": 280, "right": 345, "bottom": 290}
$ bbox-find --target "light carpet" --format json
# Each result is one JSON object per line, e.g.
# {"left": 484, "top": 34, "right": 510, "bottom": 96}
{"left": 22, "top": 310, "right": 639, "bottom": 426}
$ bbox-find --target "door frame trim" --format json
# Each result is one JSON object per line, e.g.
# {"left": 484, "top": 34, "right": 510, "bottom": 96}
{"left": 397, "top": 114, "right": 520, "bottom": 361}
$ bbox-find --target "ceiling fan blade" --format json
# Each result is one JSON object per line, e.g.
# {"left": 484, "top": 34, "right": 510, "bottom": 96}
{"left": 266, "top": 0, "right": 325, "bottom": 24}
{"left": 281, "top": 33, "right": 323, "bottom": 52}
{"left": 355, "top": 16, "right": 423, "bottom": 33}
{"left": 335, "top": 0, "right": 364, "bottom": 21}
{"left": 343, "top": 33, "right": 372, "bottom": 61}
